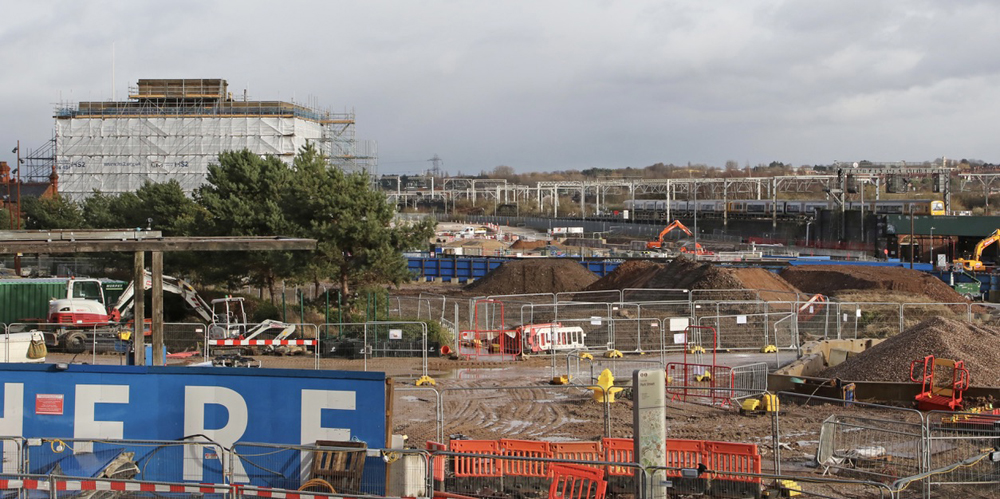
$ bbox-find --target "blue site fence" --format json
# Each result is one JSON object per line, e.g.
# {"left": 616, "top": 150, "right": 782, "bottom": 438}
{"left": 408, "top": 256, "right": 623, "bottom": 282}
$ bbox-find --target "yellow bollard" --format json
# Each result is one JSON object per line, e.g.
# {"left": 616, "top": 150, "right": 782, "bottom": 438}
{"left": 590, "top": 369, "right": 624, "bottom": 403}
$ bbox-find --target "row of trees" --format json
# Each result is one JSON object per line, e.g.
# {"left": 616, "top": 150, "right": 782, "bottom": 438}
{"left": 21, "top": 145, "right": 435, "bottom": 301}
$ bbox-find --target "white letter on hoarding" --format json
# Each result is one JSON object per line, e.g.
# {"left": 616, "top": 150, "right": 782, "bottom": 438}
{"left": 74, "top": 384, "right": 129, "bottom": 453}
{"left": 183, "top": 386, "right": 249, "bottom": 482}
{"left": 300, "top": 390, "right": 356, "bottom": 480}
{"left": 0, "top": 384, "right": 23, "bottom": 473}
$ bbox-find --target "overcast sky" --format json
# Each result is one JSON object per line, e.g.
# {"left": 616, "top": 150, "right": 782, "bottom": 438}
{"left": 2, "top": 1, "right": 999, "bottom": 175}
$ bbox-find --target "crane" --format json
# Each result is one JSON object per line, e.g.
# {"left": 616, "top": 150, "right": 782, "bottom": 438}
{"left": 955, "top": 229, "right": 1000, "bottom": 271}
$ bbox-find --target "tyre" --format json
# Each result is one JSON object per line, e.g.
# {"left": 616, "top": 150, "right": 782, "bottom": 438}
{"left": 62, "top": 332, "right": 88, "bottom": 354}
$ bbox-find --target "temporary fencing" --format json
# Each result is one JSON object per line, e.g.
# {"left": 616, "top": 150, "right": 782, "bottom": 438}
{"left": 396, "top": 387, "right": 445, "bottom": 444}
{"left": 204, "top": 321, "right": 319, "bottom": 370}
{"left": 319, "top": 321, "right": 431, "bottom": 379}
{"left": 434, "top": 437, "right": 762, "bottom": 499}
{"left": 920, "top": 410, "right": 1000, "bottom": 498}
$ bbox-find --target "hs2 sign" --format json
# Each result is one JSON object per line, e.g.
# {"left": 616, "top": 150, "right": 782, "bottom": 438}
{"left": 0, "top": 364, "right": 386, "bottom": 484}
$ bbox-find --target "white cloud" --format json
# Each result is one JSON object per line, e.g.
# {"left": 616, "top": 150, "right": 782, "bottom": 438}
{"left": 2, "top": 0, "right": 1000, "bottom": 174}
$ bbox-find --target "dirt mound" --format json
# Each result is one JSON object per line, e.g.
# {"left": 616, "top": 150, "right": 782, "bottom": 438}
{"left": 586, "top": 260, "right": 659, "bottom": 290}
{"left": 780, "top": 265, "right": 967, "bottom": 303}
{"left": 821, "top": 317, "right": 1000, "bottom": 387}
{"left": 510, "top": 239, "right": 548, "bottom": 250}
{"left": 464, "top": 259, "right": 598, "bottom": 295}
{"left": 587, "top": 256, "right": 801, "bottom": 301}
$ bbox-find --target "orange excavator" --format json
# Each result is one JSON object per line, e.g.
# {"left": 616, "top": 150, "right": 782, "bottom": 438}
{"left": 646, "top": 220, "right": 708, "bottom": 254}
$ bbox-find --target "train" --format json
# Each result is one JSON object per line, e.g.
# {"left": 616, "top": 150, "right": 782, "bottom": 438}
{"left": 624, "top": 199, "right": 946, "bottom": 220}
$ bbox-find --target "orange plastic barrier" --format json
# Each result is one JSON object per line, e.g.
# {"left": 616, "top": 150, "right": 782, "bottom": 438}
{"left": 663, "top": 439, "right": 705, "bottom": 479}
{"left": 705, "top": 442, "right": 761, "bottom": 483}
{"left": 450, "top": 440, "right": 501, "bottom": 477}
{"left": 551, "top": 442, "right": 602, "bottom": 462}
{"left": 500, "top": 439, "right": 550, "bottom": 478}
{"left": 548, "top": 464, "right": 607, "bottom": 499}
{"left": 427, "top": 441, "right": 447, "bottom": 483}
{"left": 601, "top": 438, "right": 634, "bottom": 476}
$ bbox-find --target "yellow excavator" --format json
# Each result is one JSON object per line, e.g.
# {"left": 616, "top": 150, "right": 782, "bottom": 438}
{"left": 955, "top": 228, "right": 1000, "bottom": 271}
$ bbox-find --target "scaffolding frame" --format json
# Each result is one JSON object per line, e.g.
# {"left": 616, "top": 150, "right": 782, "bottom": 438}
{"left": 31, "top": 78, "right": 375, "bottom": 198}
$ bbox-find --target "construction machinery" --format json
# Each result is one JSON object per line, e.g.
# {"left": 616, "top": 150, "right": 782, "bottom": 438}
{"left": 646, "top": 220, "right": 694, "bottom": 250}
{"left": 954, "top": 228, "right": 1000, "bottom": 271}
{"left": 43, "top": 272, "right": 293, "bottom": 353}
{"left": 207, "top": 296, "right": 296, "bottom": 343}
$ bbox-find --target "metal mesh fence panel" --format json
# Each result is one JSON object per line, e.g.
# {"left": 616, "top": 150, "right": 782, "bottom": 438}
{"left": 923, "top": 410, "right": 1000, "bottom": 499}
{"left": 834, "top": 302, "right": 903, "bottom": 339}
{"left": 163, "top": 322, "right": 207, "bottom": 354}
{"left": 395, "top": 387, "right": 443, "bottom": 445}
{"left": 901, "top": 303, "right": 971, "bottom": 329}
{"left": 25, "top": 439, "right": 207, "bottom": 484}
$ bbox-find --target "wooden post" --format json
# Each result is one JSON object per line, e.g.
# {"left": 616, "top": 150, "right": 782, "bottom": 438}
{"left": 133, "top": 251, "right": 145, "bottom": 366}
{"left": 151, "top": 251, "right": 164, "bottom": 366}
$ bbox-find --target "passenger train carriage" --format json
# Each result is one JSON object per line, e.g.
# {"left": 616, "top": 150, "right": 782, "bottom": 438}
{"left": 624, "top": 199, "right": 945, "bottom": 221}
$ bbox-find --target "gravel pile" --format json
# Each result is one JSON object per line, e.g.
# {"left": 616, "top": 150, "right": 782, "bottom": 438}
{"left": 821, "top": 316, "right": 1000, "bottom": 387}
{"left": 464, "top": 259, "right": 598, "bottom": 295}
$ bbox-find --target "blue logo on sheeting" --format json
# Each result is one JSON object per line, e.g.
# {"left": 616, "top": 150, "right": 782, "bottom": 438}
{"left": 0, "top": 364, "right": 386, "bottom": 486}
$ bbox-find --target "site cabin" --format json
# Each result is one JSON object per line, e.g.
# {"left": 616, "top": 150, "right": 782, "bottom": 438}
{"left": 523, "top": 323, "right": 587, "bottom": 353}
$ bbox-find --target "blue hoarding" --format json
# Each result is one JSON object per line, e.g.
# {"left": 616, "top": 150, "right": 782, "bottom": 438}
{"left": 0, "top": 364, "right": 386, "bottom": 485}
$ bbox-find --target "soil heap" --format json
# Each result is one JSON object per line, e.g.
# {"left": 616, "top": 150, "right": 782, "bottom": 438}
{"left": 464, "top": 259, "right": 598, "bottom": 295}
{"left": 821, "top": 317, "right": 1000, "bottom": 386}
{"left": 509, "top": 239, "right": 549, "bottom": 251}
{"left": 780, "top": 265, "right": 967, "bottom": 302}
{"left": 587, "top": 256, "right": 802, "bottom": 301}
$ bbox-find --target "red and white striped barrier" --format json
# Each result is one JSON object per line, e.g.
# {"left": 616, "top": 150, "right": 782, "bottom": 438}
{"left": 240, "top": 485, "right": 344, "bottom": 499}
{"left": 0, "top": 479, "right": 227, "bottom": 494}
{"left": 210, "top": 339, "right": 316, "bottom": 346}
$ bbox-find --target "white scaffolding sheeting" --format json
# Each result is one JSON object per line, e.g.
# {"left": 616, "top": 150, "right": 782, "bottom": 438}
{"left": 55, "top": 116, "right": 325, "bottom": 199}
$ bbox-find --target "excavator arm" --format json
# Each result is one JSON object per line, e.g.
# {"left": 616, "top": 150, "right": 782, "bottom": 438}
{"left": 647, "top": 220, "right": 694, "bottom": 250}
{"left": 112, "top": 272, "right": 215, "bottom": 323}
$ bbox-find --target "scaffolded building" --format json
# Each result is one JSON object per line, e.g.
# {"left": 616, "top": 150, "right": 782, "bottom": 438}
{"left": 43, "top": 78, "right": 376, "bottom": 199}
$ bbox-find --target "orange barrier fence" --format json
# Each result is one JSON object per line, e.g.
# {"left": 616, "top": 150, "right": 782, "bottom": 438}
{"left": 549, "top": 464, "right": 608, "bottom": 499}
{"left": 438, "top": 437, "right": 761, "bottom": 487}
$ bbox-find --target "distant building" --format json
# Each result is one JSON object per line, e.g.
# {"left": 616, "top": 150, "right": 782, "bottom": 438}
{"left": 28, "top": 78, "right": 376, "bottom": 199}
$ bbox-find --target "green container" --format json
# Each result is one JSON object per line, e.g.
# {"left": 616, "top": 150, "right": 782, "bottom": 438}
{"left": 0, "top": 278, "right": 128, "bottom": 325}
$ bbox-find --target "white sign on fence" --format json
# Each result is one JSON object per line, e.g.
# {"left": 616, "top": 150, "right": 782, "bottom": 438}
{"left": 389, "top": 329, "right": 403, "bottom": 340}
{"left": 736, "top": 315, "right": 747, "bottom": 324}
{"left": 669, "top": 318, "right": 689, "bottom": 331}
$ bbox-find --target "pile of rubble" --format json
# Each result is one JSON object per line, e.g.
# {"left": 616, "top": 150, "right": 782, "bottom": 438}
{"left": 821, "top": 317, "right": 1000, "bottom": 386}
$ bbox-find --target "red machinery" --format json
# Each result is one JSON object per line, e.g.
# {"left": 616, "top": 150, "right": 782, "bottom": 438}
{"left": 909, "top": 355, "right": 969, "bottom": 411}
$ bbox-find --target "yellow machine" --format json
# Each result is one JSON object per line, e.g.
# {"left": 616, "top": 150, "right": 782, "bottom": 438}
{"left": 955, "top": 228, "right": 1000, "bottom": 271}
